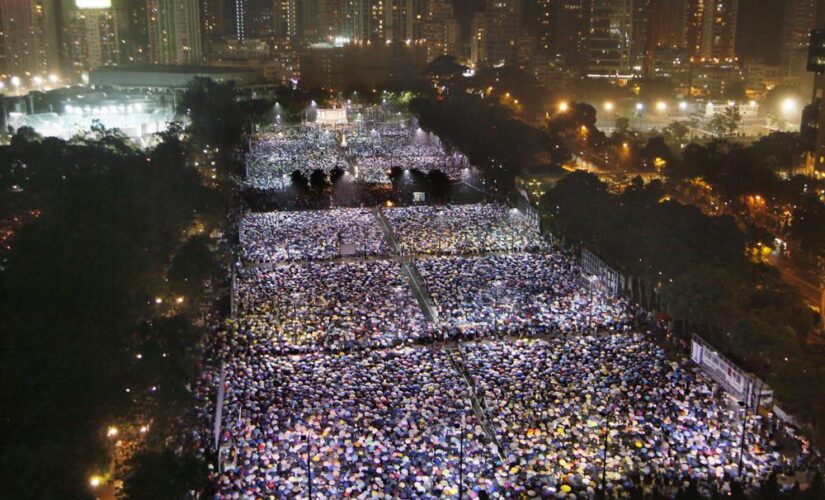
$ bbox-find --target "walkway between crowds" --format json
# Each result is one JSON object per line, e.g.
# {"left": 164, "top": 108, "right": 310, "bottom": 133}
{"left": 446, "top": 344, "right": 506, "bottom": 464}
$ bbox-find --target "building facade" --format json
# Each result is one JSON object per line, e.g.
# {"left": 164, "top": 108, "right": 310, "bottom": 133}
{"left": 147, "top": 0, "right": 202, "bottom": 65}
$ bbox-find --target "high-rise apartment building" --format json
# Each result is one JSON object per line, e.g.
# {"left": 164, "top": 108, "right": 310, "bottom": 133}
{"left": 649, "top": 0, "right": 688, "bottom": 49}
{"left": 199, "top": 0, "right": 229, "bottom": 53}
{"left": 537, "top": 0, "right": 589, "bottom": 70}
{"left": 422, "top": 0, "right": 459, "bottom": 60}
{"left": 470, "top": 12, "right": 486, "bottom": 66}
{"left": 147, "top": 0, "right": 202, "bottom": 65}
{"left": 0, "top": 0, "right": 60, "bottom": 79}
{"left": 484, "top": 0, "right": 520, "bottom": 66}
{"left": 233, "top": 0, "right": 248, "bottom": 41}
{"left": 781, "top": 0, "right": 819, "bottom": 75}
{"left": 588, "top": 0, "right": 634, "bottom": 77}
{"left": 687, "top": 0, "right": 738, "bottom": 60}
{"left": 342, "top": 0, "right": 387, "bottom": 42}
{"left": 61, "top": 1, "right": 120, "bottom": 79}
{"left": 272, "top": 0, "right": 298, "bottom": 38}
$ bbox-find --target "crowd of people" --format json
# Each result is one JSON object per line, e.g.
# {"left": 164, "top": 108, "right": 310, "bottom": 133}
{"left": 233, "top": 260, "right": 430, "bottom": 352}
{"left": 197, "top": 125, "right": 817, "bottom": 497}
{"left": 419, "top": 253, "right": 635, "bottom": 339}
{"left": 240, "top": 209, "right": 388, "bottom": 263}
{"left": 460, "top": 336, "right": 806, "bottom": 497}
{"left": 385, "top": 204, "right": 546, "bottom": 255}
{"left": 212, "top": 347, "right": 495, "bottom": 498}
{"left": 245, "top": 122, "right": 468, "bottom": 188}
{"left": 203, "top": 333, "right": 809, "bottom": 498}
{"left": 246, "top": 128, "right": 347, "bottom": 189}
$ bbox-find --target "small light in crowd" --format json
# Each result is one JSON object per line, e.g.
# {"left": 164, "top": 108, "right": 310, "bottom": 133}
{"left": 558, "top": 102, "right": 569, "bottom": 112}
{"left": 635, "top": 103, "right": 644, "bottom": 111}
{"left": 136, "top": 353, "right": 142, "bottom": 360}
{"left": 154, "top": 297, "right": 162, "bottom": 304}
{"left": 89, "top": 476, "right": 102, "bottom": 488}
{"left": 655, "top": 101, "right": 667, "bottom": 112}
{"left": 678, "top": 101, "right": 688, "bottom": 111}
{"left": 604, "top": 101, "right": 614, "bottom": 112}
{"left": 139, "top": 425, "right": 149, "bottom": 434}
{"left": 176, "top": 296, "right": 185, "bottom": 304}
{"left": 107, "top": 426, "right": 118, "bottom": 437}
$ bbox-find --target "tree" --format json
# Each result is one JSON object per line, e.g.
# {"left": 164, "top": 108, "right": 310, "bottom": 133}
{"left": 168, "top": 235, "right": 220, "bottom": 302}
{"left": 178, "top": 77, "right": 246, "bottom": 158}
{"left": 309, "top": 168, "right": 329, "bottom": 193}
{"left": 708, "top": 105, "right": 742, "bottom": 137}
{"left": 0, "top": 128, "right": 221, "bottom": 499}
{"left": 789, "top": 194, "right": 825, "bottom": 255}
{"left": 422, "top": 55, "right": 468, "bottom": 93}
{"left": 615, "top": 117, "right": 631, "bottom": 135}
{"left": 290, "top": 170, "right": 309, "bottom": 193}
{"left": 426, "top": 169, "right": 451, "bottom": 202}
{"left": 639, "top": 137, "right": 673, "bottom": 171}
{"left": 9, "top": 126, "right": 42, "bottom": 148}
{"left": 665, "top": 120, "right": 691, "bottom": 143}
{"left": 749, "top": 132, "right": 807, "bottom": 171}
{"left": 122, "top": 450, "right": 209, "bottom": 500}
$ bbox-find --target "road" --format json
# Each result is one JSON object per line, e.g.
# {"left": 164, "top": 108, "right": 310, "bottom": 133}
{"left": 771, "top": 257, "right": 825, "bottom": 328}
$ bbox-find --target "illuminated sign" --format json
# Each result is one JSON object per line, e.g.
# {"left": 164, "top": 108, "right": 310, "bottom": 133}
{"left": 75, "top": 0, "right": 112, "bottom": 8}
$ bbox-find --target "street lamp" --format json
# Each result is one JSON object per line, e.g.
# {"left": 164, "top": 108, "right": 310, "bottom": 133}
{"left": 492, "top": 280, "right": 504, "bottom": 337}
{"left": 599, "top": 387, "right": 621, "bottom": 498}
{"left": 452, "top": 413, "right": 466, "bottom": 499}
{"left": 781, "top": 97, "right": 798, "bottom": 115}
{"left": 736, "top": 401, "right": 748, "bottom": 477}
{"left": 303, "top": 434, "right": 313, "bottom": 499}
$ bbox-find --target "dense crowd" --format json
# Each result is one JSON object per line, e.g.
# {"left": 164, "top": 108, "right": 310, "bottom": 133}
{"left": 199, "top": 127, "right": 816, "bottom": 497}
{"left": 213, "top": 347, "right": 494, "bottom": 498}
{"left": 460, "top": 337, "right": 804, "bottom": 497}
{"left": 419, "top": 253, "right": 634, "bottom": 338}
{"left": 240, "top": 209, "right": 388, "bottom": 263}
{"left": 246, "top": 123, "right": 468, "bottom": 188}
{"left": 386, "top": 204, "right": 546, "bottom": 255}
{"left": 202, "top": 334, "right": 808, "bottom": 498}
{"left": 246, "top": 128, "right": 346, "bottom": 189}
{"left": 233, "top": 260, "right": 429, "bottom": 352}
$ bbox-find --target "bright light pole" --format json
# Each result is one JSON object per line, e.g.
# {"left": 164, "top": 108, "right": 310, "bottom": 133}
{"left": 304, "top": 434, "right": 313, "bottom": 499}
{"left": 736, "top": 401, "right": 748, "bottom": 477}
{"left": 586, "top": 274, "right": 600, "bottom": 333}
{"left": 492, "top": 280, "right": 504, "bottom": 337}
